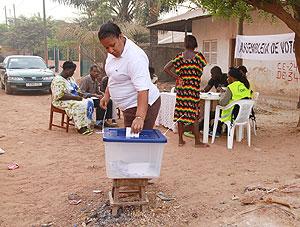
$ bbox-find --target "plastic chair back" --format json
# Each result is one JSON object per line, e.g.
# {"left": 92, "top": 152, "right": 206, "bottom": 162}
{"left": 233, "top": 100, "right": 255, "bottom": 124}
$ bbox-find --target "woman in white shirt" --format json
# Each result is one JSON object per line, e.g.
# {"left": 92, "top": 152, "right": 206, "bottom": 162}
{"left": 98, "top": 22, "right": 160, "bottom": 133}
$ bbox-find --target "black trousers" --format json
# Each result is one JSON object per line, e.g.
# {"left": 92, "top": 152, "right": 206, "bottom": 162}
{"left": 92, "top": 99, "right": 113, "bottom": 120}
{"left": 199, "top": 111, "right": 223, "bottom": 133}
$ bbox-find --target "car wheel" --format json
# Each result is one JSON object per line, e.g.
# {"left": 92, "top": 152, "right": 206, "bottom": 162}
{"left": 5, "top": 83, "right": 13, "bottom": 94}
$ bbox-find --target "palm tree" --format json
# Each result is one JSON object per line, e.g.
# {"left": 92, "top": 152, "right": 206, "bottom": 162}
{"left": 53, "top": 0, "right": 138, "bottom": 22}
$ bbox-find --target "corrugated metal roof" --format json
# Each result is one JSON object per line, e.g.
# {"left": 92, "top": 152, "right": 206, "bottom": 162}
{"left": 147, "top": 8, "right": 210, "bottom": 32}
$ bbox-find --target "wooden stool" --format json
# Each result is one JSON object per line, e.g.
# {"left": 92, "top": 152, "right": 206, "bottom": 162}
{"left": 49, "top": 104, "right": 74, "bottom": 132}
{"left": 109, "top": 179, "right": 149, "bottom": 216}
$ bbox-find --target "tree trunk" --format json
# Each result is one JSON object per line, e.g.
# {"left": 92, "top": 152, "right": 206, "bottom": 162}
{"left": 235, "top": 17, "right": 244, "bottom": 66}
{"left": 295, "top": 34, "right": 300, "bottom": 127}
{"left": 148, "top": 0, "right": 159, "bottom": 66}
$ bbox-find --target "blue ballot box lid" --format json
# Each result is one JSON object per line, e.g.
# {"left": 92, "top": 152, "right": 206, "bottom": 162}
{"left": 103, "top": 128, "right": 167, "bottom": 143}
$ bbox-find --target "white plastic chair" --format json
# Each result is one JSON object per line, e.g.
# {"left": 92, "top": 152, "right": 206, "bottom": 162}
{"left": 251, "top": 92, "right": 259, "bottom": 135}
{"left": 170, "top": 87, "right": 175, "bottom": 93}
{"left": 211, "top": 99, "right": 255, "bottom": 149}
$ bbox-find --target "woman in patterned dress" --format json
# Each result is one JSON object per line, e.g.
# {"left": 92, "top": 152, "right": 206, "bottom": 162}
{"left": 51, "top": 61, "right": 94, "bottom": 135}
{"left": 164, "top": 35, "right": 208, "bottom": 147}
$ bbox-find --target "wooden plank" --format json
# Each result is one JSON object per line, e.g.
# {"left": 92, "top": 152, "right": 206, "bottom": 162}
{"left": 113, "top": 179, "right": 148, "bottom": 187}
{"left": 110, "top": 198, "right": 149, "bottom": 206}
{"left": 119, "top": 190, "right": 140, "bottom": 193}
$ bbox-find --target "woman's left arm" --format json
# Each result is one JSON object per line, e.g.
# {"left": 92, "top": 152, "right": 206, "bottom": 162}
{"left": 219, "top": 89, "right": 232, "bottom": 106}
{"left": 131, "top": 90, "right": 148, "bottom": 133}
{"left": 163, "top": 61, "right": 177, "bottom": 79}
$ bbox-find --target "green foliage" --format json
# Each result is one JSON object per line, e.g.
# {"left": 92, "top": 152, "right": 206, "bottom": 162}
{"left": 53, "top": 0, "right": 185, "bottom": 26}
{"left": 53, "top": 0, "right": 137, "bottom": 23}
{"left": 0, "top": 16, "right": 54, "bottom": 55}
{"left": 192, "top": 0, "right": 252, "bottom": 21}
{"left": 119, "top": 22, "right": 150, "bottom": 43}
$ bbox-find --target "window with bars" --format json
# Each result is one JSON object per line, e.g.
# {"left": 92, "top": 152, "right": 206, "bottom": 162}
{"left": 203, "top": 40, "right": 217, "bottom": 64}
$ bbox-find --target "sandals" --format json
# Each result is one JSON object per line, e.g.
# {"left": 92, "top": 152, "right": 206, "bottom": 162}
{"left": 78, "top": 127, "right": 94, "bottom": 135}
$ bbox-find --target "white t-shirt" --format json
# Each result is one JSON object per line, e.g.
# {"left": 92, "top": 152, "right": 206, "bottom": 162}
{"left": 105, "top": 38, "right": 160, "bottom": 111}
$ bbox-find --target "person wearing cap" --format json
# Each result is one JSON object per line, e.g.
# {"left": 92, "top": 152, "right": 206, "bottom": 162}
{"left": 219, "top": 67, "right": 252, "bottom": 121}
{"left": 209, "top": 67, "right": 252, "bottom": 137}
{"left": 51, "top": 61, "right": 94, "bottom": 135}
{"left": 98, "top": 21, "right": 161, "bottom": 133}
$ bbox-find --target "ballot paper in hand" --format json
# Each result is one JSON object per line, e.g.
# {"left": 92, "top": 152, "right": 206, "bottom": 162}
{"left": 126, "top": 127, "right": 140, "bottom": 138}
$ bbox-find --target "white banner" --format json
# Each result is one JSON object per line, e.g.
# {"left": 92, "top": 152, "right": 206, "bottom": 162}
{"left": 235, "top": 33, "right": 296, "bottom": 61}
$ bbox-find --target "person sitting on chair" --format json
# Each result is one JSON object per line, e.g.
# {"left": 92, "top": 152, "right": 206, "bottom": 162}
{"left": 201, "top": 66, "right": 228, "bottom": 92}
{"left": 51, "top": 61, "right": 94, "bottom": 135}
{"left": 79, "top": 65, "right": 113, "bottom": 128}
{"left": 212, "top": 67, "right": 252, "bottom": 137}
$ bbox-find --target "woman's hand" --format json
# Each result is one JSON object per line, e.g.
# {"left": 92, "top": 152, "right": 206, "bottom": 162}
{"left": 131, "top": 116, "right": 144, "bottom": 133}
{"left": 177, "top": 78, "right": 184, "bottom": 87}
{"left": 100, "top": 95, "right": 110, "bottom": 109}
{"left": 75, "top": 96, "right": 83, "bottom": 101}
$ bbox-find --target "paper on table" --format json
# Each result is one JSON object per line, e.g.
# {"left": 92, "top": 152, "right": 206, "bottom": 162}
{"left": 126, "top": 127, "right": 140, "bottom": 138}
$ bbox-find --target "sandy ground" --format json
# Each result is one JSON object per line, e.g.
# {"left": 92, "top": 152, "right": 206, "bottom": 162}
{"left": 0, "top": 89, "right": 300, "bottom": 227}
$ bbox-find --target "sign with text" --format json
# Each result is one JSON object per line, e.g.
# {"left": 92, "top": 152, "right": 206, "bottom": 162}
{"left": 235, "top": 33, "right": 296, "bottom": 61}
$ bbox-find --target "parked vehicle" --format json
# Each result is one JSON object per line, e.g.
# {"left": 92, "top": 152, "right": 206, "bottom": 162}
{"left": 0, "top": 55, "right": 55, "bottom": 94}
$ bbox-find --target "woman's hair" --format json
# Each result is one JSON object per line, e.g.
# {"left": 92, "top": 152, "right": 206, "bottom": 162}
{"left": 237, "top": 65, "right": 248, "bottom": 75}
{"left": 228, "top": 67, "right": 250, "bottom": 89}
{"left": 62, "top": 61, "right": 76, "bottom": 70}
{"left": 184, "top": 35, "right": 198, "bottom": 49}
{"left": 98, "top": 22, "right": 122, "bottom": 40}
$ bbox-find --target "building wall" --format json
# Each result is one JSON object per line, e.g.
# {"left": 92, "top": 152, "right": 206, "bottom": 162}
{"left": 192, "top": 17, "right": 236, "bottom": 81}
{"left": 192, "top": 12, "right": 299, "bottom": 109}
{"left": 243, "top": 12, "right": 299, "bottom": 108}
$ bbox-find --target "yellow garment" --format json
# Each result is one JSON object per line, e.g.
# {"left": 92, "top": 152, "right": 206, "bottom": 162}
{"left": 221, "top": 81, "right": 251, "bottom": 122}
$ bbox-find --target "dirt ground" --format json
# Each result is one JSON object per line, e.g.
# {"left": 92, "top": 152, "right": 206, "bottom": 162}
{"left": 0, "top": 88, "right": 300, "bottom": 227}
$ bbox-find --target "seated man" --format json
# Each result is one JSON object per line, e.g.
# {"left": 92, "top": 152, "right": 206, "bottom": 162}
{"left": 100, "top": 76, "right": 118, "bottom": 126}
{"left": 201, "top": 66, "right": 228, "bottom": 92}
{"left": 79, "top": 64, "right": 113, "bottom": 128}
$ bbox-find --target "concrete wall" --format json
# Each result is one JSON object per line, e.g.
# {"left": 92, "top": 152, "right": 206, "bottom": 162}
{"left": 192, "top": 12, "right": 299, "bottom": 109}
{"left": 243, "top": 12, "right": 299, "bottom": 108}
{"left": 193, "top": 17, "right": 236, "bottom": 75}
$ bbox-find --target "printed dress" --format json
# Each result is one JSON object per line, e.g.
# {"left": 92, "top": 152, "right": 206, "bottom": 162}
{"left": 172, "top": 52, "right": 207, "bottom": 124}
{"left": 51, "top": 75, "right": 94, "bottom": 129}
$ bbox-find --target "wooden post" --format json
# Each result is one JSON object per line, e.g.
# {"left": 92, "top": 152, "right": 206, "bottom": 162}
{"left": 235, "top": 17, "right": 244, "bottom": 67}
{"left": 109, "top": 179, "right": 149, "bottom": 216}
